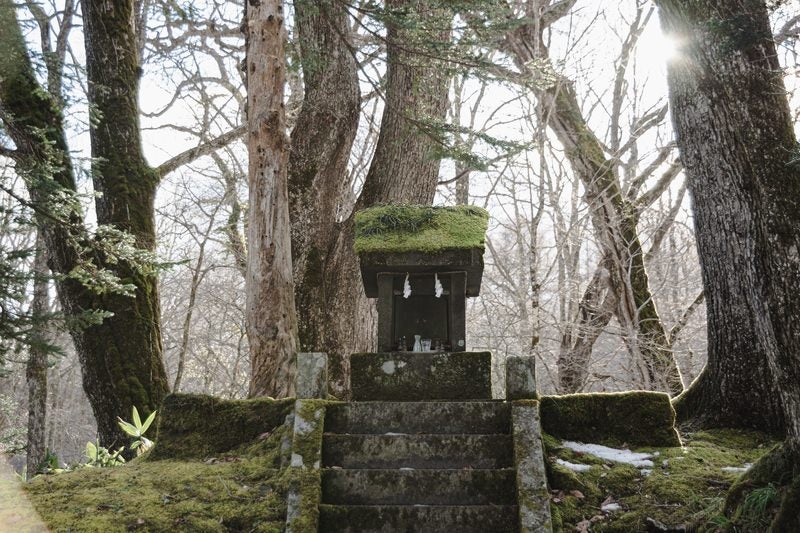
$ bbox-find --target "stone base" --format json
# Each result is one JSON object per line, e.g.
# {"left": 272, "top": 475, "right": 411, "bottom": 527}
{"left": 350, "top": 352, "right": 492, "bottom": 401}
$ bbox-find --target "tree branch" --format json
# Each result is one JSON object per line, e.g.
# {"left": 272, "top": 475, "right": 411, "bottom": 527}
{"left": 668, "top": 290, "right": 705, "bottom": 346}
{"left": 645, "top": 182, "right": 687, "bottom": 262}
{"left": 634, "top": 160, "right": 682, "bottom": 212}
{"left": 775, "top": 14, "right": 800, "bottom": 45}
{"left": 155, "top": 125, "right": 245, "bottom": 178}
{"left": 626, "top": 142, "right": 676, "bottom": 199}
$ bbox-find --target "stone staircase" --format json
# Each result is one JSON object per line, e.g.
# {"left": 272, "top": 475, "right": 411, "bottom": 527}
{"left": 286, "top": 352, "right": 551, "bottom": 533}
{"left": 318, "top": 401, "right": 519, "bottom": 533}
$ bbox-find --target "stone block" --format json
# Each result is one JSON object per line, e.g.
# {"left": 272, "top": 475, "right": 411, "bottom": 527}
{"left": 285, "top": 399, "right": 327, "bottom": 533}
{"left": 539, "top": 391, "right": 681, "bottom": 447}
{"left": 512, "top": 400, "right": 553, "bottom": 533}
{"left": 296, "top": 352, "right": 327, "bottom": 399}
{"left": 506, "top": 356, "right": 537, "bottom": 400}
{"left": 350, "top": 352, "right": 492, "bottom": 401}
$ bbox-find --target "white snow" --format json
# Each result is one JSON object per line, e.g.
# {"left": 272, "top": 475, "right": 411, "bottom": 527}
{"left": 721, "top": 463, "right": 752, "bottom": 474}
{"left": 556, "top": 458, "right": 592, "bottom": 472}
{"left": 601, "top": 503, "right": 622, "bottom": 512}
{"left": 562, "top": 441, "right": 655, "bottom": 468}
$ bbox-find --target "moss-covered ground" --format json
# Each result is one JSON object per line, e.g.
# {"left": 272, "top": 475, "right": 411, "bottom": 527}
{"left": 546, "top": 427, "right": 780, "bottom": 532}
{"left": 23, "top": 427, "right": 292, "bottom": 532}
{"left": 354, "top": 204, "right": 488, "bottom": 254}
{"left": 21, "top": 395, "right": 298, "bottom": 532}
{"left": 7, "top": 393, "right": 785, "bottom": 532}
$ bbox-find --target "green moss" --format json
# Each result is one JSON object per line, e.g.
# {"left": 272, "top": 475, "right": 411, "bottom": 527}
{"left": 725, "top": 441, "right": 800, "bottom": 531}
{"left": 540, "top": 391, "right": 681, "bottom": 447}
{"left": 353, "top": 205, "right": 488, "bottom": 254}
{"left": 150, "top": 394, "right": 294, "bottom": 460}
{"left": 285, "top": 400, "right": 332, "bottom": 533}
{"left": 545, "top": 428, "right": 778, "bottom": 532}
{"left": 25, "top": 425, "right": 291, "bottom": 532}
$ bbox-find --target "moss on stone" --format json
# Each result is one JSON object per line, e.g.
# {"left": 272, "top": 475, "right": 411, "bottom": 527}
{"left": 544, "top": 428, "right": 777, "bottom": 532}
{"left": 24, "top": 424, "right": 291, "bottom": 532}
{"left": 285, "top": 399, "right": 334, "bottom": 533}
{"left": 150, "top": 394, "right": 294, "bottom": 460}
{"left": 540, "top": 391, "right": 681, "bottom": 447}
{"left": 353, "top": 205, "right": 488, "bottom": 254}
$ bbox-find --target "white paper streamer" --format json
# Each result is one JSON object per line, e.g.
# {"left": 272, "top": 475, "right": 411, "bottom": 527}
{"left": 403, "top": 273, "right": 412, "bottom": 298}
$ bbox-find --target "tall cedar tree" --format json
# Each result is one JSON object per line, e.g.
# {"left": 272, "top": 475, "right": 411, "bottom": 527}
{"left": 657, "top": 1, "right": 800, "bottom": 526}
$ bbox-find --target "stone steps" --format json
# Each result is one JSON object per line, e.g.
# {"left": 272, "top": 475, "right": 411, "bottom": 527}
{"left": 321, "top": 468, "right": 517, "bottom": 505}
{"left": 324, "top": 400, "right": 511, "bottom": 435}
{"left": 322, "top": 433, "right": 513, "bottom": 469}
{"left": 318, "top": 504, "right": 519, "bottom": 533}
{"left": 319, "top": 400, "right": 521, "bottom": 531}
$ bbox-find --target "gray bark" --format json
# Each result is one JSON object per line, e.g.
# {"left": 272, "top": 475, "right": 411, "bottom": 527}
{"left": 657, "top": 0, "right": 797, "bottom": 434}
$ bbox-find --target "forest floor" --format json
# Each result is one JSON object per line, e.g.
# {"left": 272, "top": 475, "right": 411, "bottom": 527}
{"left": 2, "top": 417, "right": 780, "bottom": 532}
{"left": 547, "top": 426, "right": 779, "bottom": 532}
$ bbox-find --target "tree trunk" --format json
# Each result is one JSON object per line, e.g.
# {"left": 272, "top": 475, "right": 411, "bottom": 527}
{"left": 288, "top": 0, "right": 362, "bottom": 392}
{"left": 1, "top": 0, "right": 170, "bottom": 450}
{"left": 287, "top": 0, "right": 451, "bottom": 396}
{"left": 657, "top": 0, "right": 794, "bottom": 434}
{"left": 557, "top": 256, "right": 617, "bottom": 393}
{"left": 244, "top": 0, "right": 299, "bottom": 398}
{"left": 80, "top": 0, "right": 170, "bottom": 446}
{"left": 26, "top": 234, "right": 49, "bottom": 476}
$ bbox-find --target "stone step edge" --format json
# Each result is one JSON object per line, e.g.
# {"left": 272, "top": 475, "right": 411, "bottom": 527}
{"left": 322, "top": 466, "right": 510, "bottom": 471}
{"left": 322, "top": 432, "right": 511, "bottom": 436}
{"left": 318, "top": 504, "right": 519, "bottom": 509}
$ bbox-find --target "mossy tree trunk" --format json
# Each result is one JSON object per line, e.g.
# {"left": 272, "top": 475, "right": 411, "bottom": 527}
{"left": 1, "top": 0, "right": 170, "bottom": 450}
{"left": 287, "top": 0, "right": 452, "bottom": 395}
{"left": 496, "top": 5, "right": 684, "bottom": 395}
{"left": 78, "top": 0, "right": 171, "bottom": 446}
{"left": 656, "top": 0, "right": 796, "bottom": 436}
{"left": 244, "top": 0, "right": 299, "bottom": 398}
{"left": 26, "top": 234, "right": 49, "bottom": 475}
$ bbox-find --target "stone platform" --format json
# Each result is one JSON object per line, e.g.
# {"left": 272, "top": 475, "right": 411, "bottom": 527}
{"left": 349, "top": 351, "right": 492, "bottom": 401}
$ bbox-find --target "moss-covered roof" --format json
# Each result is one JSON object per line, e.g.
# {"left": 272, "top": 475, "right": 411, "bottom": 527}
{"left": 354, "top": 205, "right": 489, "bottom": 255}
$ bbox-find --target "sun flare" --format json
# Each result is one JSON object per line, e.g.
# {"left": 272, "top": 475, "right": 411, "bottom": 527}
{"left": 640, "top": 28, "right": 682, "bottom": 65}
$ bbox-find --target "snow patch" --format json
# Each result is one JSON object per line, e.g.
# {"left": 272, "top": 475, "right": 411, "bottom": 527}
{"left": 721, "top": 463, "right": 752, "bottom": 474}
{"left": 556, "top": 458, "right": 592, "bottom": 472}
{"left": 601, "top": 503, "right": 622, "bottom": 512}
{"left": 562, "top": 441, "right": 654, "bottom": 468}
